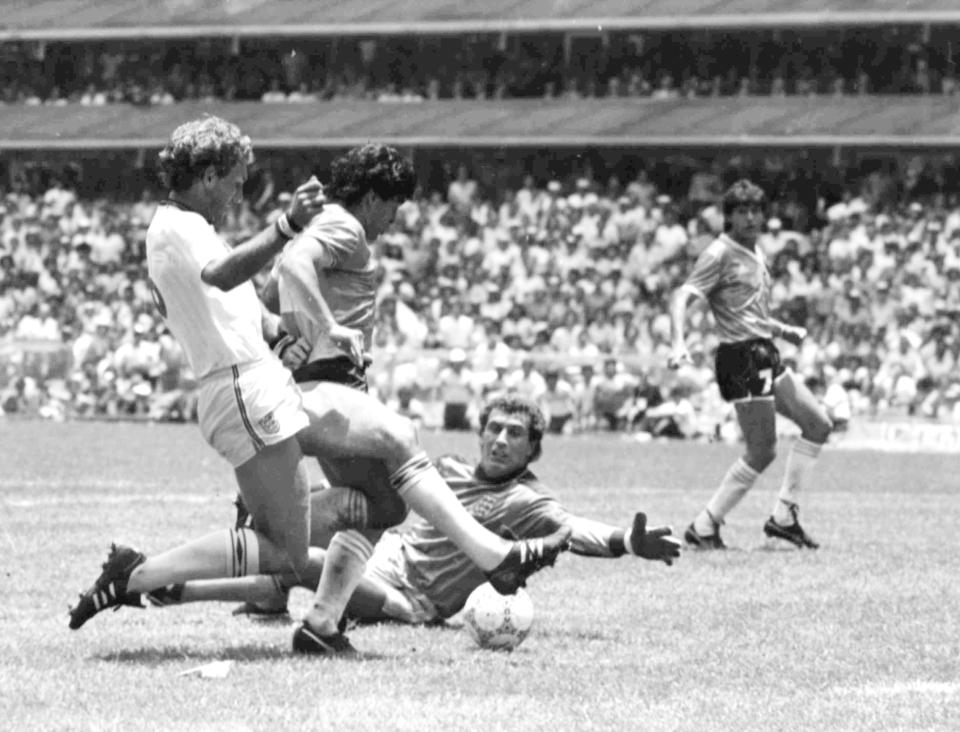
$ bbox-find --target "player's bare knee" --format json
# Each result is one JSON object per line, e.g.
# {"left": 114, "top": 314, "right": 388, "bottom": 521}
{"left": 804, "top": 416, "right": 832, "bottom": 445}
{"left": 368, "top": 493, "right": 410, "bottom": 529}
{"left": 745, "top": 444, "right": 777, "bottom": 472}
{"left": 377, "top": 414, "right": 420, "bottom": 465}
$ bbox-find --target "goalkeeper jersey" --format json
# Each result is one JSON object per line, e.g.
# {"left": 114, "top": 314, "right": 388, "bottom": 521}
{"left": 400, "top": 454, "right": 620, "bottom": 618}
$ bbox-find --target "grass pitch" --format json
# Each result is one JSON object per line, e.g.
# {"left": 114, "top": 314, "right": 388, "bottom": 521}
{"left": 1, "top": 421, "right": 958, "bottom": 731}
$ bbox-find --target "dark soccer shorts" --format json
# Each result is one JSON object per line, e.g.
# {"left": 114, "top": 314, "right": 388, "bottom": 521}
{"left": 714, "top": 338, "right": 784, "bottom": 402}
{"left": 293, "top": 355, "right": 372, "bottom": 392}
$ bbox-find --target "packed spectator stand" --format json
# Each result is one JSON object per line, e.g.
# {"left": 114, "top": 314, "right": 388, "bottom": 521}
{"left": 3, "top": 0, "right": 960, "bottom": 439}
{"left": 2, "top": 25, "right": 959, "bottom": 106}
{"left": 4, "top": 154, "right": 960, "bottom": 437}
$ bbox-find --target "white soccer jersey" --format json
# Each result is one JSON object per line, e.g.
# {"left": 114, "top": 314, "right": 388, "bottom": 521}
{"left": 146, "top": 202, "right": 270, "bottom": 380}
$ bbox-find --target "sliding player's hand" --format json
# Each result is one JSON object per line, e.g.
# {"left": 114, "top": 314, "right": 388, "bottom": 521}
{"left": 779, "top": 324, "right": 807, "bottom": 346}
{"left": 630, "top": 512, "right": 682, "bottom": 566}
{"left": 288, "top": 176, "right": 325, "bottom": 230}
{"left": 329, "top": 324, "right": 365, "bottom": 367}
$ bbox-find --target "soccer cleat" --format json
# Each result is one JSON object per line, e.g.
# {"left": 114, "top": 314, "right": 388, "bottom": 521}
{"left": 684, "top": 521, "right": 727, "bottom": 550}
{"left": 292, "top": 623, "right": 359, "bottom": 657}
{"left": 68, "top": 543, "right": 147, "bottom": 630}
{"left": 763, "top": 504, "right": 819, "bottom": 549}
{"left": 486, "top": 526, "right": 572, "bottom": 594}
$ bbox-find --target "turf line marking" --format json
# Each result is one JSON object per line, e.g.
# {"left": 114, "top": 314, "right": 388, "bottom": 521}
{"left": 4, "top": 493, "right": 217, "bottom": 508}
{"left": 834, "top": 681, "right": 960, "bottom": 697}
{"left": 0, "top": 478, "right": 184, "bottom": 491}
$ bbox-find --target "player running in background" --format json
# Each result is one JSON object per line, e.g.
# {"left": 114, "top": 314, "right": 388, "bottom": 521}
{"left": 668, "top": 179, "right": 831, "bottom": 550}
{"left": 69, "top": 121, "right": 571, "bottom": 656}
{"left": 145, "top": 394, "right": 682, "bottom": 625}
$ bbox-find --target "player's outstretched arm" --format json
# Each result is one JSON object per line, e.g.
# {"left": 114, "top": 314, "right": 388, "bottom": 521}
{"left": 562, "top": 512, "right": 681, "bottom": 565}
{"left": 202, "top": 177, "right": 325, "bottom": 291}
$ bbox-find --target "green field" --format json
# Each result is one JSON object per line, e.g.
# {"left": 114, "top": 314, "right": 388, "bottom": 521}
{"left": 1, "top": 421, "right": 958, "bottom": 731}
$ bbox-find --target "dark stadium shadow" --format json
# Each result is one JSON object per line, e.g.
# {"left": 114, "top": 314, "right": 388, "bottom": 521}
{"left": 537, "top": 628, "right": 619, "bottom": 642}
{"left": 94, "top": 644, "right": 394, "bottom": 664}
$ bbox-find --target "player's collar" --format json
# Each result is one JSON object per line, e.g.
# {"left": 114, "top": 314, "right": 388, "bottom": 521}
{"left": 476, "top": 464, "right": 533, "bottom": 485}
{"left": 161, "top": 197, "right": 211, "bottom": 224}
{"left": 721, "top": 233, "right": 763, "bottom": 262}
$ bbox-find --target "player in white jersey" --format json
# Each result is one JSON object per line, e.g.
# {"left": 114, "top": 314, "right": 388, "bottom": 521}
{"left": 668, "top": 180, "right": 831, "bottom": 550}
{"left": 139, "top": 395, "right": 682, "bottom": 625}
{"left": 67, "top": 116, "right": 332, "bottom": 642}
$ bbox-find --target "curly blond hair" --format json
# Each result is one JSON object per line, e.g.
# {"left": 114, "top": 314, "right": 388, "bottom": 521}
{"left": 157, "top": 116, "right": 253, "bottom": 193}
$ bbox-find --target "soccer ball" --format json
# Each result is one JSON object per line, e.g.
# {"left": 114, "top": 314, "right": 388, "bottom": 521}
{"left": 462, "top": 582, "right": 534, "bottom": 651}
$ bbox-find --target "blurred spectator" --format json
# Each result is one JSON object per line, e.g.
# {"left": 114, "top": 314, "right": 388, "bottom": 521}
{"left": 592, "top": 357, "right": 639, "bottom": 430}
{"left": 3, "top": 27, "right": 960, "bottom": 105}
{"left": 7, "top": 151, "right": 960, "bottom": 437}
{"left": 437, "top": 348, "right": 475, "bottom": 430}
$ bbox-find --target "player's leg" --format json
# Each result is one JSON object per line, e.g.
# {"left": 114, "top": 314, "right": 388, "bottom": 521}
{"left": 68, "top": 437, "right": 313, "bottom": 629}
{"left": 297, "top": 381, "right": 570, "bottom": 582}
{"left": 344, "top": 533, "right": 440, "bottom": 625}
{"left": 139, "top": 437, "right": 312, "bottom": 588}
{"left": 69, "top": 362, "right": 319, "bottom": 631}
{"left": 223, "top": 484, "right": 387, "bottom": 617}
{"left": 688, "top": 397, "right": 776, "bottom": 547}
{"left": 765, "top": 370, "right": 831, "bottom": 548}
{"left": 148, "top": 546, "right": 328, "bottom": 610}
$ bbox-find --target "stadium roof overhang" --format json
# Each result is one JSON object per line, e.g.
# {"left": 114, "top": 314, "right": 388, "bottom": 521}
{"left": 2, "top": 0, "right": 960, "bottom": 38}
{"left": 0, "top": 98, "right": 958, "bottom": 150}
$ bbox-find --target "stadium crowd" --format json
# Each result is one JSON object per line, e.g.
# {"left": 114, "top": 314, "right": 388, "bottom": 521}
{"left": 1, "top": 25, "right": 958, "bottom": 105}
{"left": 4, "top": 155, "right": 960, "bottom": 439}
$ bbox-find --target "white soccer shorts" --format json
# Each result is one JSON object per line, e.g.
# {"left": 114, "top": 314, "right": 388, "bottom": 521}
{"left": 198, "top": 358, "right": 308, "bottom": 468}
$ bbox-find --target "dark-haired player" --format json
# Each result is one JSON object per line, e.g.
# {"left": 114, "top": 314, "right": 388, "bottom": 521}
{"left": 668, "top": 180, "right": 831, "bottom": 550}
{"left": 261, "top": 144, "right": 571, "bottom": 652}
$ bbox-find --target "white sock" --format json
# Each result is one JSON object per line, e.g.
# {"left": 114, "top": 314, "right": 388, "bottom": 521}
{"left": 772, "top": 437, "right": 822, "bottom": 523}
{"left": 696, "top": 458, "right": 760, "bottom": 534}
{"left": 391, "top": 452, "right": 508, "bottom": 571}
{"left": 305, "top": 530, "right": 373, "bottom": 635}
{"left": 178, "top": 574, "right": 284, "bottom": 604}
{"left": 128, "top": 528, "right": 260, "bottom": 592}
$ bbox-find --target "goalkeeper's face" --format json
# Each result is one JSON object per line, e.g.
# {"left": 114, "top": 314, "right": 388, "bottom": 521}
{"left": 479, "top": 409, "right": 535, "bottom": 480}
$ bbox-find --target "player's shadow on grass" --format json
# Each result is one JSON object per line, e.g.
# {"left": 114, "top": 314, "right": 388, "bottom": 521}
{"left": 94, "top": 644, "right": 392, "bottom": 665}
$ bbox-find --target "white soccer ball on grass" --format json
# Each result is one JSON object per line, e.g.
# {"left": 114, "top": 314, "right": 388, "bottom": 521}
{"left": 462, "top": 582, "right": 534, "bottom": 651}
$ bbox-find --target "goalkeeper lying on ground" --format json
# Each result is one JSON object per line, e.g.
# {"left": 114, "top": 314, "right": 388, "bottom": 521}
{"left": 145, "top": 394, "right": 683, "bottom": 625}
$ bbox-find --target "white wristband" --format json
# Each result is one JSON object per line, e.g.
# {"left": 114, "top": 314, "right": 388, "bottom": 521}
{"left": 276, "top": 214, "right": 297, "bottom": 239}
